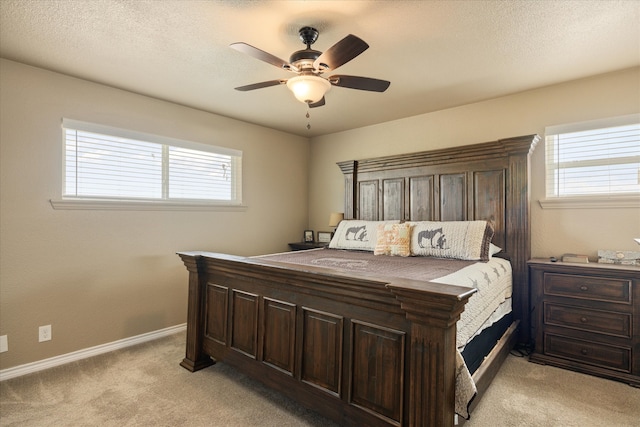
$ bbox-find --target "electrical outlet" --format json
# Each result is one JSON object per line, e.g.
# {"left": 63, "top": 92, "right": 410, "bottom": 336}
{"left": 0, "top": 335, "right": 7, "bottom": 353}
{"left": 39, "top": 325, "right": 52, "bottom": 342}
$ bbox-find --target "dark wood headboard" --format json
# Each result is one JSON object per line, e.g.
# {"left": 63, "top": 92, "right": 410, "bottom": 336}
{"left": 337, "top": 134, "right": 540, "bottom": 343}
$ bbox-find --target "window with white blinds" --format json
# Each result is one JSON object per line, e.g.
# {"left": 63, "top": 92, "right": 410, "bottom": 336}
{"left": 62, "top": 119, "right": 242, "bottom": 205}
{"left": 545, "top": 114, "right": 640, "bottom": 200}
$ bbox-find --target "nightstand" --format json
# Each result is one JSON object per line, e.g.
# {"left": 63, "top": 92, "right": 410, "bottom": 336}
{"left": 288, "top": 242, "right": 327, "bottom": 251}
{"left": 528, "top": 259, "right": 639, "bottom": 386}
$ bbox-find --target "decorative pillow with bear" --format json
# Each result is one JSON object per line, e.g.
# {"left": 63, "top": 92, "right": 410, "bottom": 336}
{"left": 329, "top": 220, "right": 400, "bottom": 252}
{"left": 374, "top": 223, "right": 412, "bottom": 257}
{"left": 409, "top": 220, "right": 494, "bottom": 261}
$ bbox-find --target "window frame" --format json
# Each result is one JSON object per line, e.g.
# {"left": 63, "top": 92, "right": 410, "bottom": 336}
{"left": 539, "top": 114, "right": 640, "bottom": 209}
{"left": 50, "top": 119, "right": 246, "bottom": 211}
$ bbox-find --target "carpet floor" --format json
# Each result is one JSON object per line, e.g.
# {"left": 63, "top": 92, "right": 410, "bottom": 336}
{"left": 1, "top": 332, "right": 638, "bottom": 426}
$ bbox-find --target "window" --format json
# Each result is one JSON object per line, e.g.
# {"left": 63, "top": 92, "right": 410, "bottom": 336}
{"left": 57, "top": 119, "right": 242, "bottom": 209}
{"left": 543, "top": 114, "right": 640, "bottom": 207}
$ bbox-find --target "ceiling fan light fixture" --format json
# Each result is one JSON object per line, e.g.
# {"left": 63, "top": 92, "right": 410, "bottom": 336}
{"left": 286, "top": 75, "right": 331, "bottom": 104}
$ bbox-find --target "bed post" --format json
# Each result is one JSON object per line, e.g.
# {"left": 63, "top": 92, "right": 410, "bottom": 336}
{"left": 500, "top": 134, "right": 539, "bottom": 344}
{"left": 337, "top": 160, "right": 357, "bottom": 220}
{"left": 177, "top": 252, "right": 215, "bottom": 372}
{"left": 388, "top": 283, "right": 474, "bottom": 427}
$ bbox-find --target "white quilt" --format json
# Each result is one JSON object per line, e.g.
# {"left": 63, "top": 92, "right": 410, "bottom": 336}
{"left": 432, "top": 257, "right": 513, "bottom": 348}
{"left": 434, "top": 257, "right": 512, "bottom": 419}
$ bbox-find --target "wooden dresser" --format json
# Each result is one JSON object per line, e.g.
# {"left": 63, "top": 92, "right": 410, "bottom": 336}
{"left": 288, "top": 242, "right": 327, "bottom": 251}
{"left": 529, "top": 259, "right": 639, "bottom": 386}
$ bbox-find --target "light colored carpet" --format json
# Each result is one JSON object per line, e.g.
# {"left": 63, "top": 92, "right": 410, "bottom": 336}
{"left": 1, "top": 332, "right": 638, "bottom": 426}
{"left": 468, "top": 348, "right": 640, "bottom": 427}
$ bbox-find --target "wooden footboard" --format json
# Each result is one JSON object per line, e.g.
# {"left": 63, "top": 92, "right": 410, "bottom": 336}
{"left": 178, "top": 251, "right": 476, "bottom": 427}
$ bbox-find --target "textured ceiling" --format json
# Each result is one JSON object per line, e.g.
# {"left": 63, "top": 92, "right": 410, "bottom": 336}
{"left": 1, "top": 0, "right": 639, "bottom": 137}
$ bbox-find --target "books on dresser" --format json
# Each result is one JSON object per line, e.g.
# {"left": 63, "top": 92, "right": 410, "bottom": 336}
{"left": 597, "top": 249, "right": 640, "bottom": 266}
{"left": 561, "top": 253, "right": 589, "bottom": 263}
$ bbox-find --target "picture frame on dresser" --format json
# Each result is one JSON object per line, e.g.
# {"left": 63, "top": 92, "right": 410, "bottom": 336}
{"left": 303, "top": 230, "right": 314, "bottom": 243}
{"left": 317, "top": 231, "right": 332, "bottom": 243}
{"left": 528, "top": 258, "right": 640, "bottom": 387}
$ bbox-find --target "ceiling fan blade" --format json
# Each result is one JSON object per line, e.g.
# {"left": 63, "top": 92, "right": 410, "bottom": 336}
{"left": 313, "top": 34, "right": 369, "bottom": 71}
{"left": 329, "top": 75, "right": 390, "bottom": 92}
{"left": 308, "top": 97, "right": 325, "bottom": 108}
{"left": 234, "top": 80, "right": 285, "bottom": 91}
{"left": 230, "top": 42, "right": 295, "bottom": 71}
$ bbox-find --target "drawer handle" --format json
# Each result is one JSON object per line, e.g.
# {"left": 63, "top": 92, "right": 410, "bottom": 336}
{"left": 580, "top": 317, "right": 588, "bottom": 323}
{"left": 581, "top": 348, "right": 588, "bottom": 355}
{"left": 579, "top": 285, "right": 589, "bottom": 291}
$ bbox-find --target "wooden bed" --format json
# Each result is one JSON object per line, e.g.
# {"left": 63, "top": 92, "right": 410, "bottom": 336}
{"left": 177, "top": 134, "right": 539, "bottom": 426}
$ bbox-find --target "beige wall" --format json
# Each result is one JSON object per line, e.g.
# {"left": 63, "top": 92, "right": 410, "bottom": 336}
{"left": 2, "top": 59, "right": 638, "bottom": 371}
{"left": 0, "top": 59, "right": 309, "bottom": 369}
{"left": 308, "top": 67, "right": 640, "bottom": 259}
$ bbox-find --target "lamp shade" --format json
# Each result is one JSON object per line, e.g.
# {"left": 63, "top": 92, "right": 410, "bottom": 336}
{"left": 328, "top": 212, "right": 344, "bottom": 227}
{"left": 286, "top": 75, "right": 331, "bottom": 104}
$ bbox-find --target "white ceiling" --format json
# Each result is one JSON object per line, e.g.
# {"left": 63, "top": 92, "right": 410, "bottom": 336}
{"left": 1, "top": 0, "right": 639, "bottom": 137}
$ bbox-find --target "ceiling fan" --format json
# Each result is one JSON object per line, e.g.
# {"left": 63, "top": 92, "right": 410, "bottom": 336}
{"left": 230, "top": 27, "right": 390, "bottom": 108}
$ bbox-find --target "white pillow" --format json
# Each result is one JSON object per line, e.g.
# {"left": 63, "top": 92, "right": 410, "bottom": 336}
{"left": 329, "top": 220, "right": 400, "bottom": 252}
{"left": 489, "top": 243, "right": 502, "bottom": 258}
{"left": 409, "top": 220, "right": 494, "bottom": 261}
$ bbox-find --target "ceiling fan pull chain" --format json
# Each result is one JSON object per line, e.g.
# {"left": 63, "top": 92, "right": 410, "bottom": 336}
{"left": 306, "top": 105, "right": 311, "bottom": 130}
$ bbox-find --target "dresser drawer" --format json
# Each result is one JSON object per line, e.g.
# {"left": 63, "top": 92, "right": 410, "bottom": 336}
{"left": 544, "top": 333, "right": 631, "bottom": 373}
{"left": 544, "top": 303, "right": 632, "bottom": 338}
{"left": 543, "top": 273, "right": 632, "bottom": 304}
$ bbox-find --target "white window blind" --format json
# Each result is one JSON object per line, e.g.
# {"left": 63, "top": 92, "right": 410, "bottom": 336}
{"left": 62, "top": 119, "right": 242, "bottom": 204}
{"left": 545, "top": 114, "right": 640, "bottom": 199}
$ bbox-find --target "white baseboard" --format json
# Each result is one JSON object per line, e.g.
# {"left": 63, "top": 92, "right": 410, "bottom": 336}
{"left": 0, "top": 323, "right": 186, "bottom": 381}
